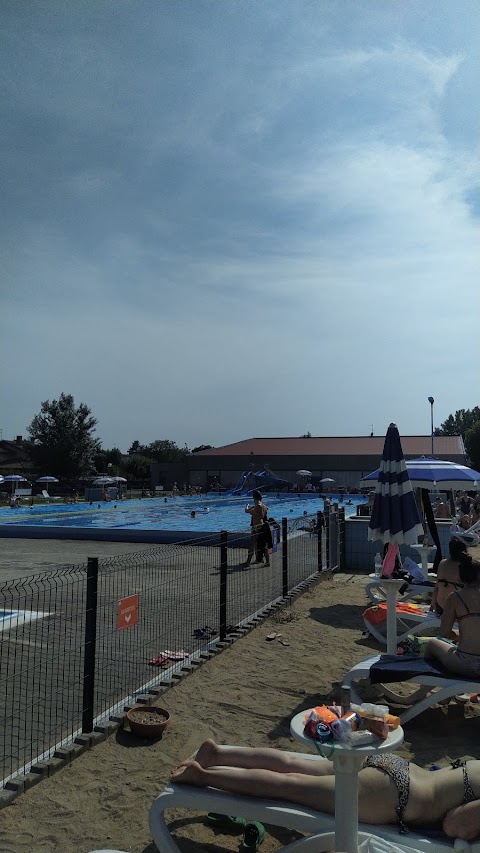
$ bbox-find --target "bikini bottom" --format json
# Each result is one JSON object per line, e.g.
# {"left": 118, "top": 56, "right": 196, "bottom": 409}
{"left": 453, "top": 649, "right": 480, "bottom": 677}
{"left": 363, "top": 753, "right": 410, "bottom": 833}
{"left": 450, "top": 759, "right": 476, "bottom": 803}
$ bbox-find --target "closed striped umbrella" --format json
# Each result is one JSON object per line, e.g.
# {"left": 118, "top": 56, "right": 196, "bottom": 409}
{"left": 368, "top": 423, "right": 424, "bottom": 545}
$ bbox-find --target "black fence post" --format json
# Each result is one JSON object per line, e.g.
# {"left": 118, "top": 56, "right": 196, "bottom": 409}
{"left": 317, "top": 511, "right": 323, "bottom": 573}
{"left": 339, "top": 507, "right": 346, "bottom": 571}
{"left": 82, "top": 557, "right": 98, "bottom": 733}
{"left": 220, "top": 530, "right": 228, "bottom": 641}
{"left": 282, "top": 517, "right": 288, "bottom": 597}
{"left": 324, "top": 504, "right": 331, "bottom": 570}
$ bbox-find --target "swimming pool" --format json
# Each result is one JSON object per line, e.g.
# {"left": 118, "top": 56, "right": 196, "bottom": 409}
{"left": 0, "top": 494, "right": 365, "bottom": 543}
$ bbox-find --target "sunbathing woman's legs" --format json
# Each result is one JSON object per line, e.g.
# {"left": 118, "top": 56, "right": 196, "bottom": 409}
{"left": 190, "top": 739, "right": 335, "bottom": 776}
{"left": 171, "top": 740, "right": 400, "bottom": 823}
{"left": 171, "top": 760, "right": 338, "bottom": 813}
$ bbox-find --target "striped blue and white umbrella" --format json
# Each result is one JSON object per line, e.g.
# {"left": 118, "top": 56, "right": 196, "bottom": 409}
{"left": 368, "top": 424, "right": 424, "bottom": 545}
{"left": 362, "top": 457, "right": 480, "bottom": 490}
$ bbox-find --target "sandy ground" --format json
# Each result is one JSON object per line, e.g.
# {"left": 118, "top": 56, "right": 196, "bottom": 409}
{"left": 1, "top": 571, "right": 480, "bottom": 853}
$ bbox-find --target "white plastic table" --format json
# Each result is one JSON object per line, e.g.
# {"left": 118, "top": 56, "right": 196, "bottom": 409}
{"left": 290, "top": 710, "right": 404, "bottom": 853}
{"left": 369, "top": 577, "right": 407, "bottom": 654}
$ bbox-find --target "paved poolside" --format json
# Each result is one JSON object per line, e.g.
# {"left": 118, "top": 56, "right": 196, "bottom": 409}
{"left": 0, "top": 538, "right": 172, "bottom": 582}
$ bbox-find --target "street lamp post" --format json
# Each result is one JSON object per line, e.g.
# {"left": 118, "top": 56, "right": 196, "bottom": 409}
{"left": 428, "top": 397, "right": 434, "bottom": 457}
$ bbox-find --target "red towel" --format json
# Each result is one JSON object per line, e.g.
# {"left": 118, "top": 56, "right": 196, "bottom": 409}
{"left": 363, "top": 602, "right": 426, "bottom": 626}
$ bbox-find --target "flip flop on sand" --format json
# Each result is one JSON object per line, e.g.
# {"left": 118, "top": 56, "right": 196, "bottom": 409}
{"left": 241, "top": 821, "right": 265, "bottom": 851}
{"left": 265, "top": 632, "right": 281, "bottom": 641}
{"left": 193, "top": 626, "right": 217, "bottom": 639}
{"left": 148, "top": 655, "right": 171, "bottom": 667}
{"left": 205, "top": 813, "right": 246, "bottom": 830}
{"left": 278, "top": 639, "right": 290, "bottom": 646}
{"left": 161, "top": 650, "right": 188, "bottom": 660}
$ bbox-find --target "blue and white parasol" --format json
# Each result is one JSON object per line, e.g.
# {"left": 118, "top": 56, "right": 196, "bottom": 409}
{"left": 368, "top": 424, "right": 424, "bottom": 546}
{"left": 3, "top": 474, "right": 30, "bottom": 494}
{"left": 363, "top": 457, "right": 480, "bottom": 490}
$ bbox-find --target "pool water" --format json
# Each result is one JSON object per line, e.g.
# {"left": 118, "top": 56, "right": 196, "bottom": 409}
{"left": 0, "top": 494, "right": 364, "bottom": 533}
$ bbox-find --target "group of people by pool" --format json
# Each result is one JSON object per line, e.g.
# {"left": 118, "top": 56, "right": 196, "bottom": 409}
{"left": 170, "top": 535, "right": 480, "bottom": 840}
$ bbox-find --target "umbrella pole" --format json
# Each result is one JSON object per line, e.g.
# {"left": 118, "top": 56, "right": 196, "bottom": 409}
{"left": 383, "top": 579, "right": 406, "bottom": 654}
{"left": 416, "top": 488, "right": 428, "bottom": 537}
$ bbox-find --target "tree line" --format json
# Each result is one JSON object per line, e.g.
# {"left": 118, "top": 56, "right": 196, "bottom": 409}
{"left": 434, "top": 406, "right": 480, "bottom": 472}
{"left": 25, "top": 393, "right": 213, "bottom": 480}
{"left": 22, "top": 392, "right": 480, "bottom": 480}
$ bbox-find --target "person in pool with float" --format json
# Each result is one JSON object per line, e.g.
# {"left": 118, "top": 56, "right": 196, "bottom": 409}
{"left": 171, "top": 739, "right": 480, "bottom": 839}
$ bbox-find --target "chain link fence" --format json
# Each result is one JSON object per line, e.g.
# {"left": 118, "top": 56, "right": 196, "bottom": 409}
{"left": 0, "top": 507, "right": 344, "bottom": 786}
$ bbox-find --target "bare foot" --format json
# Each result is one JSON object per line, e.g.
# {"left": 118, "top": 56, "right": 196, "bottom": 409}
{"left": 170, "top": 760, "right": 206, "bottom": 786}
{"left": 194, "top": 738, "right": 220, "bottom": 768}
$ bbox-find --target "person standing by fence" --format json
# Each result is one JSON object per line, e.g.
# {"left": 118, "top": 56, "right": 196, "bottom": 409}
{"left": 243, "top": 490, "right": 268, "bottom": 567}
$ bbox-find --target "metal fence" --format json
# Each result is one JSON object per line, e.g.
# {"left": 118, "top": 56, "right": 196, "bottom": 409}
{"left": 0, "top": 507, "right": 344, "bottom": 786}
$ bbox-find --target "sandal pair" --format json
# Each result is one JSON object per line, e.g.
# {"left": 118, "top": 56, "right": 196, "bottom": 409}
{"left": 148, "top": 655, "right": 171, "bottom": 667}
{"left": 193, "top": 626, "right": 216, "bottom": 639}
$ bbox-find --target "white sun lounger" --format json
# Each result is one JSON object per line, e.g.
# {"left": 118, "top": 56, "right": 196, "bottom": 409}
{"left": 450, "top": 520, "right": 480, "bottom": 547}
{"left": 363, "top": 605, "right": 442, "bottom": 649}
{"left": 343, "top": 653, "right": 480, "bottom": 724}
{"left": 365, "top": 579, "right": 435, "bottom": 606}
{"left": 149, "top": 761, "right": 475, "bottom": 853}
{"left": 40, "top": 490, "right": 62, "bottom": 501}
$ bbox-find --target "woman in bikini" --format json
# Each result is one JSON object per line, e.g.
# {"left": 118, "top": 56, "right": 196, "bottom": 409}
{"left": 171, "top": 739, "right": 480, "bottom": 840}
{"left": 429, "top": 537, "right": 467, "bottom": 616}
{"left": 426, "top": 553, "right": 480, "bottom": 678}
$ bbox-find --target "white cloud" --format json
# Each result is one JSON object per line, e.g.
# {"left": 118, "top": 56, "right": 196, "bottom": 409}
{"left": 2, "top": 3, "right": 479, "bottom": 448}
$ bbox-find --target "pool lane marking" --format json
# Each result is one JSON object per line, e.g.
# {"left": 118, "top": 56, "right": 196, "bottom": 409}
{"left": 0, "top": 610, "right": 51, "bottom": 632}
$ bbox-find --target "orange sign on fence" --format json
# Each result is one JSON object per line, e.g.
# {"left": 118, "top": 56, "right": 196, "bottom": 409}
{"left": 117, "top": 594, "right": 138, "bottom": 631}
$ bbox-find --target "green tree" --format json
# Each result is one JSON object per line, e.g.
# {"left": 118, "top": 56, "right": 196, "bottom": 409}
{"left": 435, "top": 407, "right": 480, "bottom": 438}
{"left": 27, "top": 393, "right": 101, "bottom": 479}
{"left": 191, "top": 444, "right": 214, "bottom": 453}
{"left": 435, "top": 406, "right": 480, "bottom": 469}
{"left": 465, "top": 422, "right": 480, "bottom": 472}
{"left": 93, "top": 446, "right": 123, "bottom": 475}
{"left": 122, "top": 455, "right": 152, "bottom": 480}
{"left": 128, "top": 440, "right": 143, "bottom": 455}
{"left": 143, "top": 439, "right": 189, "bottom": 462}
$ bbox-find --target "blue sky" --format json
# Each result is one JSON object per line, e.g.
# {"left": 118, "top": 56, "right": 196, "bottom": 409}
{"left": 2, "top": 1, "right": 479, "bottom": 451}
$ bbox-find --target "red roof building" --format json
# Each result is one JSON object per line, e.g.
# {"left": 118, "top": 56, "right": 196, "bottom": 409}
{"left": 151, "top": 435, "right": 465, "bottom": 491}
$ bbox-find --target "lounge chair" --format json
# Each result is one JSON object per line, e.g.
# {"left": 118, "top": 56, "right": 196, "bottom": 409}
{"left": 149, "top": 753, "right": 476, "bottom": 853}
{"left": 363, "top": 602, "right": 441, "bottom": 649}
{"left": 365, "top": 579, "right": 435, "bottom": 606}
{"left": 39, "top": 490, "right": 62, "bottom": 502}
{"left": 343, "top": 653, "right": 480, "bottom": 724}
{"left": 450, "top": 520, "right": 480, "bottom": 547}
